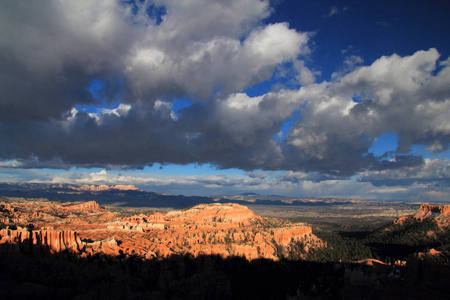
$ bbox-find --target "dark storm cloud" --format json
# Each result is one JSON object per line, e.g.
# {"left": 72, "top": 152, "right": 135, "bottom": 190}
{"left": 371, "top": 154, "right": 424, "bottom": 171}
{"left": 359, "top": 158, "right": 450, "bottom": 187}
{"left": 276, "top": 171, "right": 344, "bottom": 184}
{"left": 0, "top": 1, "right": 136, "bottom": 122}
{"left": 0, "top": 1, "right": 450, "bottom": 189}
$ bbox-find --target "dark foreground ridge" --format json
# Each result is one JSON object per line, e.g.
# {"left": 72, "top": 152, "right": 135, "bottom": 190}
{"left": 1, "top": 245, "right": 450, "bottom": 300}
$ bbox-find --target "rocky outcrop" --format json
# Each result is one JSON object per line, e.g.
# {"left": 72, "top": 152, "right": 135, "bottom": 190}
{"left": 85, "top": 238, "right": 120, "bottom": 256}
{"left": 415, "top": 204, "right": 450, "bottom": 219}
{"left": 0, "top": 227, "right": 84, "bottom": 254}
{"left": 33, "top": 228, "right": 83, "bottom": 252}
{"left": 165, "top": 203, "right": 261, "bottom": 227}
{"left": 67, "top": 184, "right": 139, "bottom": 192}
{"left": 63, "top": 201, "right": 102, "bottom": 212}
{"left": 395, "top": 203, "right": 450, "bottom": 226}
{"left": 0, "top": 198, "right": 323, "bottom": 261}
{"left": 272, "top": 226, "right": 312, "bottom": 245}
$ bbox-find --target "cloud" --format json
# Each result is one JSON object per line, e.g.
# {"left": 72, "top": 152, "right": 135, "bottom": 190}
{"left": 2, "top": 43, "right": 450, "bottom": 179}
{"left": 21, "top": 167, "right": 274, "bottom": 196}
{"left": 0, "top": 0, "right": 136, "bottom": 122}
{"left": 285, "top": 49, "right": 450, "bottom": 175}
{"left": 126, "top": 21, "right": 309, "bottom": 101}
{"left": 2, "top": 161, "right": 448, "bottom": 201}
{"left": 334, "top": 49, "right": 450, "bottom": 153}
{"left": 0, "top": 0, "right": 279, "bottom": 121}
{"left": 360, "top": 158, "right": 450, "bottom": 187}
{"left": 246, "top": 172, "right": 268, "bottom": 179}
{"left": 324, "top": 6, "right": 348, "bottom": 18}
{"left": 0, "top": 1, "right": 450, "bottom": 197}
{"left": 293, "top": 60, "right": 317, "bottom": 85}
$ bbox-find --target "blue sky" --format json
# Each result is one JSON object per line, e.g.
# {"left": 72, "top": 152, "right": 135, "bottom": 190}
{"left": 0, "top": 0, "right": 449, "bottom": 201}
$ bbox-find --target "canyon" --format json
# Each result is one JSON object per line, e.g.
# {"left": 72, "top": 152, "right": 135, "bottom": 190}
{"left": 1, "top": 196, "right": 450, "bottom": 299}
{"left": 0, "top": 197, "right": 322, "bottom": 260}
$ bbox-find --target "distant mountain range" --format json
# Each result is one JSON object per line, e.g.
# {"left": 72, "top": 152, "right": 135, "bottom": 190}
{"left": 0, "top": 182, "right": 356, "bottom": 209}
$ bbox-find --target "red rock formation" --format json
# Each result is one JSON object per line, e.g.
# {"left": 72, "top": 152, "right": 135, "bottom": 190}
{"left": 395, "top": 203, "right": 450, "bottom": 226}
{"left": 272, "top": 226, "right": 312, "bottom": 245}
{"left": 356, "top": 259, "right": 387, "bottom": 266}
{"left": 0, "top": 226, "right": 84, "bottom": 254}
{"left": 0, "top": 227, "right": 30, "bottom": 244}
{"left": 112, "top": 184, "right": 140, "bottom": 191}
{"left": 416, "top": 204, "right": 450, "bottom": 219}
{"left": 67, "top": 184, "right": 139, "bottom": 192}
{"left": 0, "top": 198, "right": 323, "bottom": 261}
{"left": 62, "top": 201, "right": 102, "bottom": 212}
{"left": 32, "top": 228, "right": 83, "bottom": 252}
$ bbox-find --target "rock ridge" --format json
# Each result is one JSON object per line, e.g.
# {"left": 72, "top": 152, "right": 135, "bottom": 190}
{"left": 65, "top": 184, "right": 140, "bottom": 192}
{"left": 0, "top": 226, "right": 83, "bottom": 254}
{"left": 395, "top": 203, "right": 450, "bottom": 226}
{"left": 0, "top": 198, "right": 323, "bottom": 261}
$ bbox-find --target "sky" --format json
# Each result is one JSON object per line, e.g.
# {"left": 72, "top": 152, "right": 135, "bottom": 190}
{"left": 1, "top": 0, "right": 450, "bottom": 202}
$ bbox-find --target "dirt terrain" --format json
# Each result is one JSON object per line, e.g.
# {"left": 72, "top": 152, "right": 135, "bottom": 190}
{"left": 249, "top": 201, "right": 420, "bottom": 231}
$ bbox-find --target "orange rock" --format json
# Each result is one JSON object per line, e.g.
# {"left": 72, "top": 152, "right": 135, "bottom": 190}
{"left": 67, "top": 184, "right": 139, "bottom": 192}
{"left": 62, "top": 201, "right": 102, "bottom": 212}
{"left": 31, "top": 228, "right": 84, "bottom": 253}
{"left": 112, "top": 184, "right": 140, "bottom": 191}
{"left": 272, "top": 226, "right": 312, "bottom": 245}
{"left": 356, "top": 259, "right": 387, "bottom": 266}
{"left": 394, "top": 203, "right": 450, "bottom": 227}
{"left": 0, "top": 226, "right": 84, "bottom": 254}
{"left": 0, "top": 199, "right": 323, "bottom": 261}
{"left": 429, "top": 248, "right": 442, "bottom": 256}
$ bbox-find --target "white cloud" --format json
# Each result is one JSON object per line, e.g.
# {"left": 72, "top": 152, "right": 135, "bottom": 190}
{"left": 1, "top": 2, "right": 450, "bottom": 202}
{"left": 125, "top": 21, "right": 308, "bottom": 101}
{"left": 0, "top": 160, "right": 24, "bottom": 168}
{"left": 336, "top": 49, "right": 439, "bottom": 98}
{"left": 284, "top": 49, "right": 450, "bottom": 175}
{"left": 294, "top": 60, "right": 316, "bottom": 85}
{"left": 244, "top": 23, "right": 309, "bottom": 64}
{"left": 324, "top": 6, "right": 348, "bottom": 18}
{"left": 100, "top": 104, "right": 132, "bottom": 117}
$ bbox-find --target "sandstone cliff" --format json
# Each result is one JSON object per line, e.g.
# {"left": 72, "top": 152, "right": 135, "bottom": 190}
{"left": 62, "top": 200, "right": 102, "bottom": 212}
{"left": 415, "top": 204, "right": 450, "bottom": 219}
{"left": 395, "top": 203, "right": 450, "bottom": 226}
{"left": 0, "top": 198, "right": 322, "bottom": 261}
{"left": 67, "top": 184, "right": 140, "bottom": 192}
{"left": 0, "top": 226, "right": 83, "bottom": 254}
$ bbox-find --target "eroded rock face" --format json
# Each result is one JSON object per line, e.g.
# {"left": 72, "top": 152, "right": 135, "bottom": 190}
{"left": 416, "top": 204, "right": 450, "bottom": 219}
{"left": 395, "top": 203, "right": 450, "bottom": 226}
{"left": 0, "top": 227, "right": 83, "bottom": 254}
{"left": 0, "top": 198, "right": 322, "bottom": 261}
{"left": 62, "top": 201, "right": 102, "bottom": 212}
{"left": 67, "top": 184, "right": 139, "bottom": 192}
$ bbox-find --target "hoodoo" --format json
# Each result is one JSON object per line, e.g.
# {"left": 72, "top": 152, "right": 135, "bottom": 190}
{"left": 0, "top": 199, "right": 323, "bottom": 260}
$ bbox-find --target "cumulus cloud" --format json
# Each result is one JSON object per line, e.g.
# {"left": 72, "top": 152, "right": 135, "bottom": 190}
{"left": 0, "top": 0, "right": 287, "bottom": 121}
{"left": 0, "top": 1, "right": 449, "bottom": 197}
{"left": 335, "top": 49, "right": 450, "bottom": 153}
{"left": 284, "top": 49, "right": 450, "bottom": 176}
{"left": 360, "top": 158, "right": 450, "bottom": 186}
{"left": 126, "top": 21, "right": 309, "bottom": 101}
